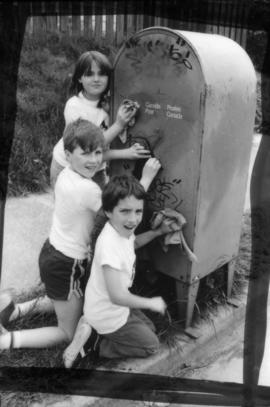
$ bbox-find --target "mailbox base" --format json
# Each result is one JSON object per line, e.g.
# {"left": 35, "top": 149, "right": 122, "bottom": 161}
{"left": 175, "top": 279, "right": 200, "bottom": 329}
{"left": 174, "top": 259, "right": 236, "bottom": 328}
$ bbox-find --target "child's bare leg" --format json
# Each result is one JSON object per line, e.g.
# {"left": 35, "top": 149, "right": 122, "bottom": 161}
{"left": 63, "top": 316, "right": 92, "bottom": 368}
{"left": 0, "top": 295, "right": 82, "bottom": 349}
{"left": 0, "top": 326, "right": 69, "bottom": 349}
{"left": 53, "top": 295, "right": 83, "bottom": 344}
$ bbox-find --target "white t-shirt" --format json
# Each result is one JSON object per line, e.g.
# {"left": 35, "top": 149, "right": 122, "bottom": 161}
{"left": 84, "top": 221, "right": 136, "bottom": 334}
{"left": 53, "top": 92, "right": 109, "bottom": 167}
{"left": 49, "top": 166, "right": 102, "bottom": 259}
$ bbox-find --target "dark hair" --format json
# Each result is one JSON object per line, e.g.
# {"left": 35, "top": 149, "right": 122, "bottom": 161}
{"left": 63, "top": 118, "right": 106, "bottom": 153}
{"left": 69, "top": 51, "right": 112, "bottom": 108}
{"left": 102, "top": 174, "right": 147, "bottom": 213}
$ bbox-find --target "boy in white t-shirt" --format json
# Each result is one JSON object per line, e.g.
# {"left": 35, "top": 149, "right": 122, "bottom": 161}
{"left": 0, "top": 119, "right": 105, "bottom": 350}
{"left": 63, "top": 174, "right": 178, "bottom": 368}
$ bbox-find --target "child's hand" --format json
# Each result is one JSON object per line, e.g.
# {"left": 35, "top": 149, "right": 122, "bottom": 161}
{"left": 140, "top": 158, "right": 161, "bottom": 191}
{"left": 157, "top": 218, "right": 181, "bottom": 236}
{"left": 126, "top": 143, "right": 151, "bottom": 159}
{"left": 115, "top": 104, "right": 137, "bottom": 129}
{"left": 142, "top": 157, "right": 161, "bottom": 180}
{"left": 149, "top": 296, "right": 167, "bottom": 315}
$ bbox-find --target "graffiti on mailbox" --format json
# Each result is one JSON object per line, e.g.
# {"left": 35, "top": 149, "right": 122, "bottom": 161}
{"left": 125, "top": 36, "right": 193, "bottom": 77}
{"left": 147, "top": 177, "right": 183, "bottom": 211}
{"left": 110, "top": 123, "right": 183, "bottom": 211}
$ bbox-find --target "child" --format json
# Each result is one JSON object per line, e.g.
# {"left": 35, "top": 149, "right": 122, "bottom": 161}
{"left": 0, "top": 119, "right": 161, "bottom": 350}
{"left": 63, "top": 174, "right": 177, "bottom": 368}
{"left": 0, "top": 119, "right": 105, "bottom": 350}
{"left": 50, "top": 50, "right": 150, "bottom": 188}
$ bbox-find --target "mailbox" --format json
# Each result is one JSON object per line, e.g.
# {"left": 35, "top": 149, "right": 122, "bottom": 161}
{"left": 110, "top": 27, "right": 257, "bottom": 327}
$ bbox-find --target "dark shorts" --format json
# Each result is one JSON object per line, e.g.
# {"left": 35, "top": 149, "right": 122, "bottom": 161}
{"left": 39, "top": 239, "right": 88, "bottom": 301}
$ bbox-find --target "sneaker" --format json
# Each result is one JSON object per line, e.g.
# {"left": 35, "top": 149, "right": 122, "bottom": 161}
{"left": 82, "top": 328, "right": 101, "bottom": 361}
{"left": 0, "top": 290, "right": 15, "bottom": 327}
{"left": 63, "top": 347, "right": 83, "bottom": 369}
{"left": 63, "top": 322, "right": 101, "bottom": 369}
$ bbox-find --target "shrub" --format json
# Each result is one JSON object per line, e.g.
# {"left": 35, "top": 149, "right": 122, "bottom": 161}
{"left": 246, "top": 30, "right": 268, "bottom": 72}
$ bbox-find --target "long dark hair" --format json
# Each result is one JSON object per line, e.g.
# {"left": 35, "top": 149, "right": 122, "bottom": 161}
{"left": 69, "top": 51, "right": 112, "bottom": 108}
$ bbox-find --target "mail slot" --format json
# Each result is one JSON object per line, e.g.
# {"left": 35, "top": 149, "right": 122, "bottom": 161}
{"left": 110, "top": 27, "right": 257, "bottom": 327}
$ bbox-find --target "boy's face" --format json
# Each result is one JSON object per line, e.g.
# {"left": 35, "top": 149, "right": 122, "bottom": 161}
{"left": 65, "top": 145, "right": 103, "bottom": 179}
{"left": 105, "top": 195, "right": 144, "bottom": 238}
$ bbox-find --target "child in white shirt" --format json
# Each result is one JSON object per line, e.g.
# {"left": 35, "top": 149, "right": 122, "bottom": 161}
{"left": 50, "top": 50, "right": 150, "bottom": 188}
{"left": 63, "top": 174, "right": 178, "bottom": 368}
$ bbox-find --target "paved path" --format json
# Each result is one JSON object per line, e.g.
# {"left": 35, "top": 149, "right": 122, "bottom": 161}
{"left": 1, "top": 191, "right": 54, "bottom": 293}
{"left": 0, "top": 134, "right": 262, "bottom": 294}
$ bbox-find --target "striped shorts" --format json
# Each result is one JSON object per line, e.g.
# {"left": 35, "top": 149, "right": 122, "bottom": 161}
{"left": 39, "top": 239, "right": 88, "bottom": 301}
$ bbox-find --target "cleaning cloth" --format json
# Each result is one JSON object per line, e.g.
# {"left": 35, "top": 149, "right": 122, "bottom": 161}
{"left": 150, "top": 208, "right": 198, "bottom": 262}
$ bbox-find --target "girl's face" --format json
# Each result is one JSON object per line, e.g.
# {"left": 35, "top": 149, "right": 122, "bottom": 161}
{"left": 79, "top": 60, "right": 109, "bottom": 101}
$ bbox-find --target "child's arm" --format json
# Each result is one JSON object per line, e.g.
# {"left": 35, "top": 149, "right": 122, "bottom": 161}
{"left": 103, "top": 143, "right": 151, "bottom": 161}
{"left": 103, "top": 265, "right": 167, "bottom": 314}
{"left": 103, "top": 105, "right": 137, "bottom": 144}
{"left": 134, "top": 220, "right": 179, "bottom": 249}
{"left": 140, "top": 157, "right": 161, "bottom": 191}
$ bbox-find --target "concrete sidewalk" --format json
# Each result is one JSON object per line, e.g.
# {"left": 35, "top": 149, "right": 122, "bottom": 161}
{"left": 1, "top": 190, "right": 54, "bottom": 292}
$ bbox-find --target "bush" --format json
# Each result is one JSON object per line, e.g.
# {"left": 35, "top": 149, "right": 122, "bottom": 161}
{"left": 246, "top": 30, "right": 268, "bottom": 72}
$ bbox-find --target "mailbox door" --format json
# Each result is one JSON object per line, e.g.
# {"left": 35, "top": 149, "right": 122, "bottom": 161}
{"left": 111, "top": 28, "right": 205, "bottom": 283}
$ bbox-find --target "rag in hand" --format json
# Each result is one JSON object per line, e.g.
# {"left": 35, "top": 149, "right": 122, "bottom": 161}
{"left": 150, "top": 208, "right": 198, "bottom": 263}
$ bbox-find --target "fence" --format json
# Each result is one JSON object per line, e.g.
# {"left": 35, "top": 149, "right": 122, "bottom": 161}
{"left": 25, "top": 1, "right": 250, "bottom": 48}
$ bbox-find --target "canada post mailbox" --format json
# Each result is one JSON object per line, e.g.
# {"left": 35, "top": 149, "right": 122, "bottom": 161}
{"left": 110, "top": 27, "right": 257, "bottom": 327}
